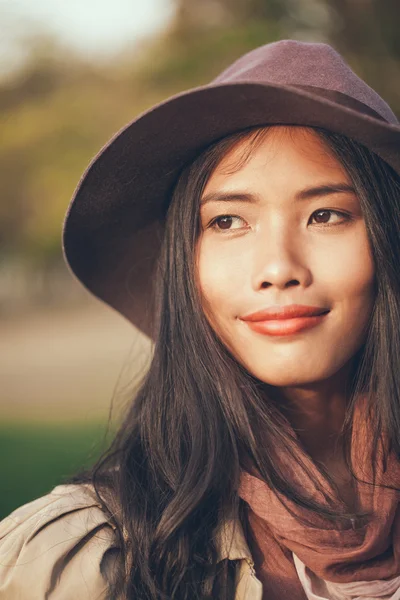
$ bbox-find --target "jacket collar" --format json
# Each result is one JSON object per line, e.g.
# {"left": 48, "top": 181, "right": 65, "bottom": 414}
{"left": 214, "top": 514, "right": 253, "bottom": 563}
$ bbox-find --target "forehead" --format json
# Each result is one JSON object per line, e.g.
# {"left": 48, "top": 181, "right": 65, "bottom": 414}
{"left": 204, "top": 126, "right": 349, "bottom": 192}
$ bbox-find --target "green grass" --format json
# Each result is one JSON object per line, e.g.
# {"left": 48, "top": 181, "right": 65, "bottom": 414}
{"left": 0, "top": 420, "right": 114, "bottom": 519}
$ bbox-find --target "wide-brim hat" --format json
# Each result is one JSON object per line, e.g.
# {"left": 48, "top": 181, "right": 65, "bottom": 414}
{"left": 63, "top": 39, "right": 400, "bottom": 337}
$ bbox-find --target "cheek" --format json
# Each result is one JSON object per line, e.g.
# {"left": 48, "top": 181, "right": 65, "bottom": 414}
{"left": 318, "top": 232, "right": 375, "bottom": 315}
{"left": 197, "top": 239, "right": 247, "bottom": 325}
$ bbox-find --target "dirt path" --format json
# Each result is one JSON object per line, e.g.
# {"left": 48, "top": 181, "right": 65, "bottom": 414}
{"left": 0, "top": 300, "right": 151, "bottom": 422}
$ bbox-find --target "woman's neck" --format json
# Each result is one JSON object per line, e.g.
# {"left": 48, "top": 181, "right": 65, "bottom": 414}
{"left": 273, "top": 362, "right": 352, "bottom": 464}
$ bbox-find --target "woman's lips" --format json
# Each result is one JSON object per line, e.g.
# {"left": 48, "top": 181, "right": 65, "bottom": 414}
{"left": 240, "top": 305, "right": 330, "bottom": 336}
{"left": 244, "top": 314, "right": 328, "bottom": 336}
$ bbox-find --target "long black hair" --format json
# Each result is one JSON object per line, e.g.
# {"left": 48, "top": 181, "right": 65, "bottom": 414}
{"left": 72, "top": 125, "right": 400, "bottom": 599}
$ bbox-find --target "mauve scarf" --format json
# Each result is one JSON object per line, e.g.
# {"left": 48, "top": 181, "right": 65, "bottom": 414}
{"left": 238, "top": 398, "right": 400, "bottom": 599}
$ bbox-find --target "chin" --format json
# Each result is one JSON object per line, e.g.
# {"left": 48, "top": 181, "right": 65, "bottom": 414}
{"left": 249, "top": 366, "right": 333, "bottom": 388}
{"left": 258, "top": 374, "right": 314, "bottom": 387}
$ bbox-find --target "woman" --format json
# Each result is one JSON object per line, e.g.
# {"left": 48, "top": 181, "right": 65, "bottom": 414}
{"left": 1, "top": 39, "right": 400, "bottom": 600}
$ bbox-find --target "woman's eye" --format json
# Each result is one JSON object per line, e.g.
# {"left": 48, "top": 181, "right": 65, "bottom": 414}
{"left": 209, "top": 215, "right": 247, "bottom": 231}
{"left": 309, "top": 209, "right": 349, "bottom": 226}
{"left": 206, "top": 210, "right": 350, "bottom": 232}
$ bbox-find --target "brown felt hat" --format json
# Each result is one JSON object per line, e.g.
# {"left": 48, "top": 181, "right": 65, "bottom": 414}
{"left": 62, "top": 39, "right": 400, "bottom": 336}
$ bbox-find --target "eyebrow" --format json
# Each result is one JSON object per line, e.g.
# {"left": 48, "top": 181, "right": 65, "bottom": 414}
{"left": 200, "top": 183, "right": 356, "bottom": 206}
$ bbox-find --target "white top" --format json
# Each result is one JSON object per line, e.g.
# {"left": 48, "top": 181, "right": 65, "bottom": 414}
{"left": 293, "top": 553, "right": 400, "bottom": 600}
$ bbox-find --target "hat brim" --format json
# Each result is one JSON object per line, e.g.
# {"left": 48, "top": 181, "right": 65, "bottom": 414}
{"left": 62, "top": 81, "right": 400, "bottom": 336}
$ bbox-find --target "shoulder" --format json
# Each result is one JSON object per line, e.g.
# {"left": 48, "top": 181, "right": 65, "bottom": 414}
{"left": 0, "top": 483, "right": 120, "bottom": 599}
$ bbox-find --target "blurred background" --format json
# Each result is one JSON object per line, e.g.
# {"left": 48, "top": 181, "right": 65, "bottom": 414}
{"left": 1, "top": 0, "right": 399, "bottom": 518}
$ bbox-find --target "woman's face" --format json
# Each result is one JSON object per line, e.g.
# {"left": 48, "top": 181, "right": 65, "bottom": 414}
{"left": 197, "top": 127, "right": 376, "bottom": 387}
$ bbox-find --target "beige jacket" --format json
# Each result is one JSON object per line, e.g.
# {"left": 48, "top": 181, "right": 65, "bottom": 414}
{"left": 0, "top": 484, "right": 263, "bottom": 599}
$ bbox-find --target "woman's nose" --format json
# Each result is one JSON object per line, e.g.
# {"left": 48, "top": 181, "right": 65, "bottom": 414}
{"left": 251, "top": 230, "right": 312, "bottom": 291}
